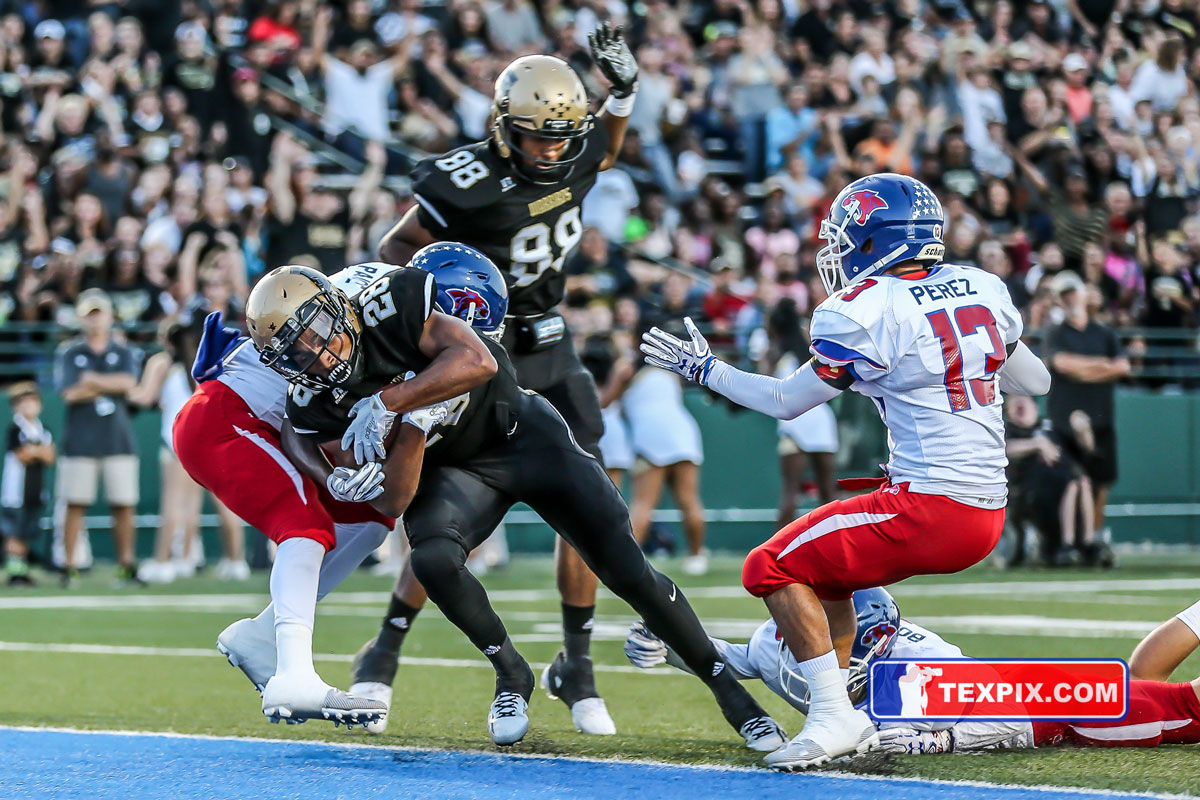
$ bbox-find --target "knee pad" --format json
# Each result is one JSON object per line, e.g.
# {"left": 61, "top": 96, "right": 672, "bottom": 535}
{"left": 408, "top": 535, "right": 469, "bottom": 589}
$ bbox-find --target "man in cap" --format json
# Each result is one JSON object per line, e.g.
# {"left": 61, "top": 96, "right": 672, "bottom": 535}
{"left": 53, "top": 289, "right": 144, "bottom": 586}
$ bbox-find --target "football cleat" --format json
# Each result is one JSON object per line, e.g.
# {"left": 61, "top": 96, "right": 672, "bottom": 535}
{"left": 350, "top": 634, "right": 402, "bottom": 687}
{"left": 765, "top": 708, "right": 879, "bottom": 771}
{"left": 740, "top": 716, "right": 788, "bottom": 752}
{"left": 217, "top": 617, "right": 277, "bottom": 693}
{"left": 348, "top": 681, "right": 393, "bottom": 734}
{"left": 540, "top": 652, "right": 616, "bottom": 735}
{"left": 262, "top": 672, "right": 386, "bottom": 729}
{"left": 488, "top": 691, "right": 530, "bottom": 746}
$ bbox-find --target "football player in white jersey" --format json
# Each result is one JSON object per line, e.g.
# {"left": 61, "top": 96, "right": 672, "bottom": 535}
{"left": 641, "top": 173, "right": 1052, "bottom": 769}
{"left": 628, "top": 589, "right": 1200, "bottom": 754}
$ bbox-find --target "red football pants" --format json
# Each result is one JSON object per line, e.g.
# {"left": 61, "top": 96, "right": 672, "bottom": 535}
{"left": 1034, "top": 680, "right": 1200, "bottom": 747}
{"left": 742, "top": 482, "right": 1005, "bottom": 600}
{"left": 173, "top": 380, "right": 391, "bottom": 551}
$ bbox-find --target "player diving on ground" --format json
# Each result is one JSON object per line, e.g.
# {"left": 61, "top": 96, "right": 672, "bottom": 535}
{"left": 246, "top": 244, "right": 786, "bottom": 750}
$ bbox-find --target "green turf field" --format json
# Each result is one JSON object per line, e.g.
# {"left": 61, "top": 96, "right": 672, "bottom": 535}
{"left": 3, "top": 553, "right": 1200, "bottom": 795}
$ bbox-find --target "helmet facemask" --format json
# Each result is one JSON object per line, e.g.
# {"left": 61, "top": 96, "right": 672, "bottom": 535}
{"left": 258, "top": 291, "right": 361, "bottom": 391}
{"left": 816, "top": 210, "right": 859, "bottom": 295}
{"left": 497, "top": 116, "right": 590, "bottom": 185}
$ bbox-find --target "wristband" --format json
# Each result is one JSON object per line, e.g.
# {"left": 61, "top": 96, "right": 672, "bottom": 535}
{"left": 604, "top": 92, "right": 636, "bottom": 118}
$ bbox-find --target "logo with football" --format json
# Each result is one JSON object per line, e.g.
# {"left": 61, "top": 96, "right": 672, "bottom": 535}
{"left": 842, "top": 189, "right": 889, "bottom": 224}
{"left": 445, "top": 287, "right": 490, "bottom": 322}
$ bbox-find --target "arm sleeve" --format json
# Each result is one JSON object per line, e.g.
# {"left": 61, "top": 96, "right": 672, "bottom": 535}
{"left": 705, "top": 357, "right": 843, "bottom": 421}
{"left": 999, "top": 340, "right": 1052, "bottom": 396}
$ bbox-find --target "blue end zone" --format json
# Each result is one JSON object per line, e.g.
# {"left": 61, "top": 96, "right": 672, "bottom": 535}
{"left": 0, "top": 728, "right": 1177, "bottom": 800}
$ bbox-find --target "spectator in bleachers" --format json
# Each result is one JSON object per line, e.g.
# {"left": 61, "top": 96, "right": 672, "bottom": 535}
{"left": 53, "top": 289, "right": 142, "bottom": 587}
{"left": 1, "top": 381, "right": 53, "bottom": 586}
{"left": 1042, "top": 272, "right": 1131, "bottom": 551}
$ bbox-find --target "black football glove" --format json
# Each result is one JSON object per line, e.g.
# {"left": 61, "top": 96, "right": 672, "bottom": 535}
{"left": 588, "top": 22, "right": 639, "bottom": 99}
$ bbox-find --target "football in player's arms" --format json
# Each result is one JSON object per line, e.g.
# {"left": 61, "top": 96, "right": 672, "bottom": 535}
{"left": 247, "top": 244, "right": 786, "bottom": 751}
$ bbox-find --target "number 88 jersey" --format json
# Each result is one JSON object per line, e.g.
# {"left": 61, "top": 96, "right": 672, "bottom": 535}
{"left": 409, "top": 129, "right": 609, "bottom": 317}
{"left": 809, "top": 263, "right": 1023, "bottom": 501}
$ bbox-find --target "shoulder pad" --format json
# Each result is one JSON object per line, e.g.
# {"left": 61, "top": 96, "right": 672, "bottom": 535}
{"left": 816, "top": 277, "right": 890, "bottom": 327}
{"left": 411, "top": 143, "right": 502, "bottom": 215}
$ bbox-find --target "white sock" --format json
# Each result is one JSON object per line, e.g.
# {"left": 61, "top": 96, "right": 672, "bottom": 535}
{"left": 841, "top": 668, "right": 850, "bottom": 684}
{"left": 1175, "top": 599, "right": 1200, "bottom": 641}
{"left": 270, "top": 537, "right": 325, "bottom": 676}
{"left": 317, "top": 522, "right": 390, "bottom": 600}
{"left": 276, "top": 622, "right": 316, "bottom": 678}
{"left": 799, "top": 650, "right": 853, "bottom": 715}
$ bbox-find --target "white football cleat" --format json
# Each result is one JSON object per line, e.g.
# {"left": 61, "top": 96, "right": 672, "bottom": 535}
{"left": 740, "top": 715, "right": 788, "bottom": 752}
{"left": 568, "top": 697, "right": 616, "bottom": 736}
{"left": 488, "top": 692, "right": 530, "bottom": 746}
{"left": 348, "top": 681, "right": 393, "bottom": 734}
{"left": 262, "top": 672, "right": 386, "bottom": 729}
{"left": 217, "top": 617, "right": 277, "bottom": 693}
{"left": 540, "top": 661, "right": 616, "bottom": 735}
{"left": 765, "top": 708, "right": 879, "bottom": 771}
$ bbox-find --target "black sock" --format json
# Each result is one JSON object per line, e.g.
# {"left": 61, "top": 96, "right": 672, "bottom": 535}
{"left": 486, "top": 638, "right": 533, "bottom": 698}
{"left": 562, "top": 603, "right": 595, "bottom": 660}
{"left": 377, "top": 596, "right": 422, "bottom": 652}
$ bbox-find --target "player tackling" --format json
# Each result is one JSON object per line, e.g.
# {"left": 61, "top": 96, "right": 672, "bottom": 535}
{"left": 641, "top": 172, "right": 1052, "bottom": 769}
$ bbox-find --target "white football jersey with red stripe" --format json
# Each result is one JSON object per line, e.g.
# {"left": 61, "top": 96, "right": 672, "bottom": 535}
{"left": 809, "top": 264, "right": 1023, "bottom": 501}
{"left": 217, "top": 340, "right": 289, "bottom": 431}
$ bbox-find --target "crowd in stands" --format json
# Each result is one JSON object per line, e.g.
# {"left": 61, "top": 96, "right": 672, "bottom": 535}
{"left": 1, "top": 0, "right": 1199, "bottom": 580}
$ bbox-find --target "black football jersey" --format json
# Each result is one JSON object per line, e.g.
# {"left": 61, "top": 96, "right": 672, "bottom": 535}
{"left": 285, "top": 266, "right": 521, "bottom": 466}
{"left": 410, "top": 125, "right": 609, "bottom": 317}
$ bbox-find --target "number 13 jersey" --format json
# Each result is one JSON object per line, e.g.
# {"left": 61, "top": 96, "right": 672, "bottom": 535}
{"left": 809, "top": 264, "right": 1023, "bottom": 502}
{"left": 409, "top": 128, "right": 609, "bottom": 317}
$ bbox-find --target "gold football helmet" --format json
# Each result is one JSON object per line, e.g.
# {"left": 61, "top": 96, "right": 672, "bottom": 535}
{"left": 246, "top": 265, "right": 362, "bottom": 390}
{"left": 492, "top": 54, "right": 592, "bottom": 184}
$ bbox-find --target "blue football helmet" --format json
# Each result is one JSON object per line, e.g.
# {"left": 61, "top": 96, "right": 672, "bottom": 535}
{"left": 816, "top": 173, "right": 946, "bottom": 295}
{"left": 409, "top": 242, "right": 509, "bottom": 336}
{"left": 776, "top": 587, "right": 901, "bottom": 713}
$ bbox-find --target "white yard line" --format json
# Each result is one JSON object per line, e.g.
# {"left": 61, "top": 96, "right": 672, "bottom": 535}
{"left": 2, "top": 576, "right": 1197, "bottom": 613}
{"left": 0, "top": 640, "right": 672, "bottom": 675}
{"left": 0, "top": 724, "right": 1194, "bottom": 800}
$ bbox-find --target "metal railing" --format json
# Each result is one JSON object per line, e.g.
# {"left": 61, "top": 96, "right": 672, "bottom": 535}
{"left": 4, "top": 322, "right": 1200, "bottom": 383}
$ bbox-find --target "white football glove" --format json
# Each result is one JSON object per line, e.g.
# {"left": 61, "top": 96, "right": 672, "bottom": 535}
{"left": 876, "top": 727, "right": 954, "bottom": 755}
{"left": 341, "top": 393, "right": 397, "bottom": 465}
{"left": 401, "top": 399, "right": 453, "bottom": 434}
{"left": 640, "top": 316, "right": 718, "bottom": 385}
{"left": 326, "top": 462, "right": 386, "bottom": 503}
{"left": 624, "top": 621, "right": 669, "bottom": 669}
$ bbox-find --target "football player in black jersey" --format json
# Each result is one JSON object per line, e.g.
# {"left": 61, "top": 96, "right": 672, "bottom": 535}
{"left": 367, "top": 24, "right": 640, "bottom": 733}
{"left": 246, "top": 257, "right": 786, "bottom": 750}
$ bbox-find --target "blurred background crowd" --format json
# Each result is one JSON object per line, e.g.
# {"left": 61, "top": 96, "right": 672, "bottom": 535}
{"left": 1, "top": 0, "right": 1198, "bottom": 584}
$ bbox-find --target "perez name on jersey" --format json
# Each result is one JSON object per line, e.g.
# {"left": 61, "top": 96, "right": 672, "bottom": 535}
{"left": 285, "top": 264, "right": 521, "bottom": 465}
{"left": 410, "top": 127, "right": 609, "bottom": 317}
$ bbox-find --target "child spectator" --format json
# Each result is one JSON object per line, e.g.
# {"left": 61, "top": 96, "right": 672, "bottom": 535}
{"left": 1, "top": 382, "right": 54, "bottom": 585}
